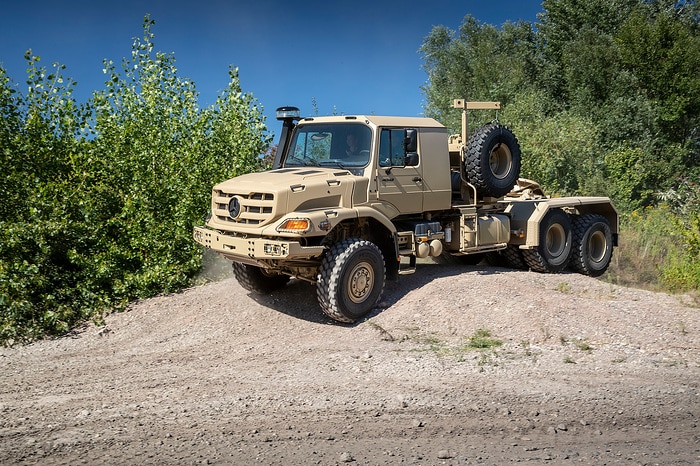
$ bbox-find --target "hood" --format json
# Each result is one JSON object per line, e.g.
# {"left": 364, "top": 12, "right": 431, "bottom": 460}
{"left": 211, "top": 168, "right": 369, "bottom": 230}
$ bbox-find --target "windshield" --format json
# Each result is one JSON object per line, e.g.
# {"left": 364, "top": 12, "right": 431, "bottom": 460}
{"left": 284, "top": 123, "right": 372, "bottom": 170}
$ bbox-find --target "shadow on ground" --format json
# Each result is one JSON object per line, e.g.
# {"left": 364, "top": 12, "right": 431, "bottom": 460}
{"left": 246, "top": 260, "right": 516, "bottom": 325}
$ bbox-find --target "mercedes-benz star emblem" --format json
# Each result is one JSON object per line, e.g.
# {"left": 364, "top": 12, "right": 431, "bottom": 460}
{"left": 228, "top": 196, "right": 242, "bottom": 219}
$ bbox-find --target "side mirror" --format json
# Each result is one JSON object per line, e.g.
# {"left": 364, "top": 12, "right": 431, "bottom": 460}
{"left": 404, "top": 129, "right": 417, "bottom": 153}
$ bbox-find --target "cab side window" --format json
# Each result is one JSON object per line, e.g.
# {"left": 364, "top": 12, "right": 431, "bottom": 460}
{"left": 379, "top": 128, "right": 408, "bottom": 167}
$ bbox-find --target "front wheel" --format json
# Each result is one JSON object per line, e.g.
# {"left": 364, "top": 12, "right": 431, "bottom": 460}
{"left": 317, "top": 239, "right": 386, "bottom": 323}
{"left": 523, "top": 209, "right": 572, "bottom": 273}
{"left": 570, "top": 214, "right": 614, "bottom": 277}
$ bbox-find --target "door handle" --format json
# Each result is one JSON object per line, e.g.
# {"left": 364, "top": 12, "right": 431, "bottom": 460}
{"left": 413, "top": 177, "right": 422, "bottom": 182}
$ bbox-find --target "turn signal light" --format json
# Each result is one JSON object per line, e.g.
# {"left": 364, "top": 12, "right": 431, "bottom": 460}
{"left": 277, "top": 218, "right": 311, "bottom": 233}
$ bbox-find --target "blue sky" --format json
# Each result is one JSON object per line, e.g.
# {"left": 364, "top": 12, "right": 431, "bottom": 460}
{"left": 1, "top": 0, "right": 543, "bottom": 135}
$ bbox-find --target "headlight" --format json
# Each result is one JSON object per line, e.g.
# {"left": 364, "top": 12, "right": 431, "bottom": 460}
{"left": 264, "top": 243, "right": 289, "bottom": 256}
{"left": 277, "top": 218, "right": 311, "bottom": 233}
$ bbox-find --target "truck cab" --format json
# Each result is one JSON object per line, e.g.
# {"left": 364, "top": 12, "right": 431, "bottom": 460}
{"left": 278, "top": 114, "right": 453, "bottom": 219}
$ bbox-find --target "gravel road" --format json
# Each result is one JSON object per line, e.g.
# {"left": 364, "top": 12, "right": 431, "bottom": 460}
{"left": 1, "top": 259, "right": 698, "bottom": 465}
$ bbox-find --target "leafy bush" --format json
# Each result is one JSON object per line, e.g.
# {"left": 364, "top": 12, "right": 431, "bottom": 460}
{"left": 658, "top": 178, "right": 700, "bottom": 291}
{"left": 503, "top": 97, "right": 602, "bottom": 196}
{"left": 0, "top": 17, "right": 270, "bottom": 345}
{"left": 609, "top": 191, "right": 700, "bottom": 294}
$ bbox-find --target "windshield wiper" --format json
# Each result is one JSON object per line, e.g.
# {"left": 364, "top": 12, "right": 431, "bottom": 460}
{"left": 286, "top": 156, "right": 319, "bottom": 167}
{"left": 318, "top": 159, "right": 346, "bottom": 169}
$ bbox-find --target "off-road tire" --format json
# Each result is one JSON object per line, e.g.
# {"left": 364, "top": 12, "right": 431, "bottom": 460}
{"left": 570, "top": 214, "right": 614, "bottom": 277}
{"left": 465, "top": 123, "right": 522, "bottom": 198}
{"left": 502, "top": 244, "right": 528, "bottom": 270}
{"left": 317, "top": 239, "right": 386, "bottom": 323}
{"left": 232, "top": 263, "right": 290, "bottom": 294}
{"left": 523, "top": 209, "right": 572, "bottom": 273}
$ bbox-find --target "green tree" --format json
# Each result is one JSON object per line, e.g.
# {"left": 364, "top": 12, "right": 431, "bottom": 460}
{"left": 1, "top": 53, "right": 95, "bottom": 343}
{"left": 87, "top": 16, "right": 270, "bottom": 299}
{"left": 537, "top": 0, "right": 638, "bottom": 101}
{"left": 617, "top": 7, "right": 700, "bottom": 142}
{"left": 561, "top": 28, "right": 620, "bottom": 108}
{"left": 420, "top": 16, "right": 538, "bottom": 132}
{"left": 0, "top": 67, "right": 24, "bottom": 221}
{"left": 1, "top": 16, "right": 270, "bottom": 345}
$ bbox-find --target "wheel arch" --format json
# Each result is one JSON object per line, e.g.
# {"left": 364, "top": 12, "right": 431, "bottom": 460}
{"left": 324, "top": 207, "right": 399, "bottom": 281}
{"left": 574, "top": 201, "right": 619, "bottom": 245}
{"left": 522, "top": 197, "right": 618, "bottom": 248}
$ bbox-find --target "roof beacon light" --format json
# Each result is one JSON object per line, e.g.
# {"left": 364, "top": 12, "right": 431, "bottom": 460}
{"left": 276, "top": 106, "right": 300, "bottom": 121}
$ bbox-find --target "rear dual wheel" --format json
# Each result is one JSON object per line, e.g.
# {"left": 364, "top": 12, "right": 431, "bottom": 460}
{"left": 522, "top": 210, "right": 614, "bottom": 276}
{"left": 570, "top": 214, "right": 614, "bottom": 277}
{"left": 523, "top": 209, "right": 572, "bottom": 273}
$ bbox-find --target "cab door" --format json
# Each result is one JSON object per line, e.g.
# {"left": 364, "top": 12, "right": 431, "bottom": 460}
{"left": 375, "top": 128, "right": 424, "bottom": 214}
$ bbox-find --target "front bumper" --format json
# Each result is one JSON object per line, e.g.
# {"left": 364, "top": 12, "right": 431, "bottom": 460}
{"left": 193, "top": 226, "right": 325, "bottom": 264}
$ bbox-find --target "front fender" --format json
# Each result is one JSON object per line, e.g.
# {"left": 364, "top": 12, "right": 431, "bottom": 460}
{"left": 261, "top": 206, "right": 397, "bottom": 239}
{"left": 353, "top": 206, "right": 397, "bottom": 234}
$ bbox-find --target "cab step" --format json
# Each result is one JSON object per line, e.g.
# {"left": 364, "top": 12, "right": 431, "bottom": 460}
{"left": 398, "top": 254, "right": 416, "bottom": 275}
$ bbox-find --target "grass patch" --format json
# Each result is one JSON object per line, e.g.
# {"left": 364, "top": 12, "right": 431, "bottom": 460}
{"left": 573, "top": 338, "right": 594, "bottom": 352}
{"left": 403, "top": 328, "right": 504, "bottom": 365}
{"left": 676, "top": 321, "right": 688, "bottom": 336}
{"left": 465, "top": 328, "right": 503, "bottom": 350}
{"left": 560, "top": 335, "right": 594, "bottom": 352}
{"left": 366, "top": 320, "right": 395, "bottom": 341}
{"left": 607, "top": 206, "right": 700, "bottom": 294}
{"left": 520, "top": 340, "right": 532, "bottom": 356}
{"left": 418, "top": 335, "right": 451, "bottom": 356}
{"left": 555, "top": 282, "right": 572, "bottom": 294}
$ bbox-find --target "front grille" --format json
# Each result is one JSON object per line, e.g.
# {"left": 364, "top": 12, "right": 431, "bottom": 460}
{"left": 213, "top": 189, "right": 276, "bottom": 226}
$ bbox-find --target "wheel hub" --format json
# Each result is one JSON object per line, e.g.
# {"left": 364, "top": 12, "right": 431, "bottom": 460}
{"left": 546, "top": 224, "right": 566, "bottom": 257}
{"left": 348, "top": 262, "right": 374, "bottom": 304}
{"left": 489, "top": 144, "right": 513, "bottom": 180}
{"left": 588, "top": 230, "right": 607, "bottom": 263}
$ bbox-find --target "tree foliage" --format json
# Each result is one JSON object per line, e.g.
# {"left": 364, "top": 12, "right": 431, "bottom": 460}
{"left": 0, "top": 17, "right": 270, "bottom": 345}
{"left": 420, "top": 17, "right": 539, "bottom": 132}
{"left": 421, "top": 0, "right": 700, "bottom": 290}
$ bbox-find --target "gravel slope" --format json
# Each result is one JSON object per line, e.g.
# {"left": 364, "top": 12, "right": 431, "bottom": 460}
{"left": 1, "top": 261, "right": 698, "bottom": 465}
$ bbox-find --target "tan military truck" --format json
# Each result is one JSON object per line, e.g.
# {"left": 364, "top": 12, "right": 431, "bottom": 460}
{"left": 193, "top": 99, "right": 618, "bottom": 323}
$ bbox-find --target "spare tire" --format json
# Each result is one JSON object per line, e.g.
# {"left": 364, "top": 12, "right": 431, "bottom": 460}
{"left": 465, "top": 123, "right": 521, "bottom": 198}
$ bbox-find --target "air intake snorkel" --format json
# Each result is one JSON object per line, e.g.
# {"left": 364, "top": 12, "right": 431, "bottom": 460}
{"left": 273, "top": 106, "right": 301, "bottom": 169}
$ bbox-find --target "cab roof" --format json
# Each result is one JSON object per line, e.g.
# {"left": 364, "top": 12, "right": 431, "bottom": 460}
{"left": 297, "top": 115, "right": 445, "bottom": 128}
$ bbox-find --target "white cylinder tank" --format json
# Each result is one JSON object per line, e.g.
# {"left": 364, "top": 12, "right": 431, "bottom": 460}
{"left": 429, "top": 239, "right": 443, "bottom": 257}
